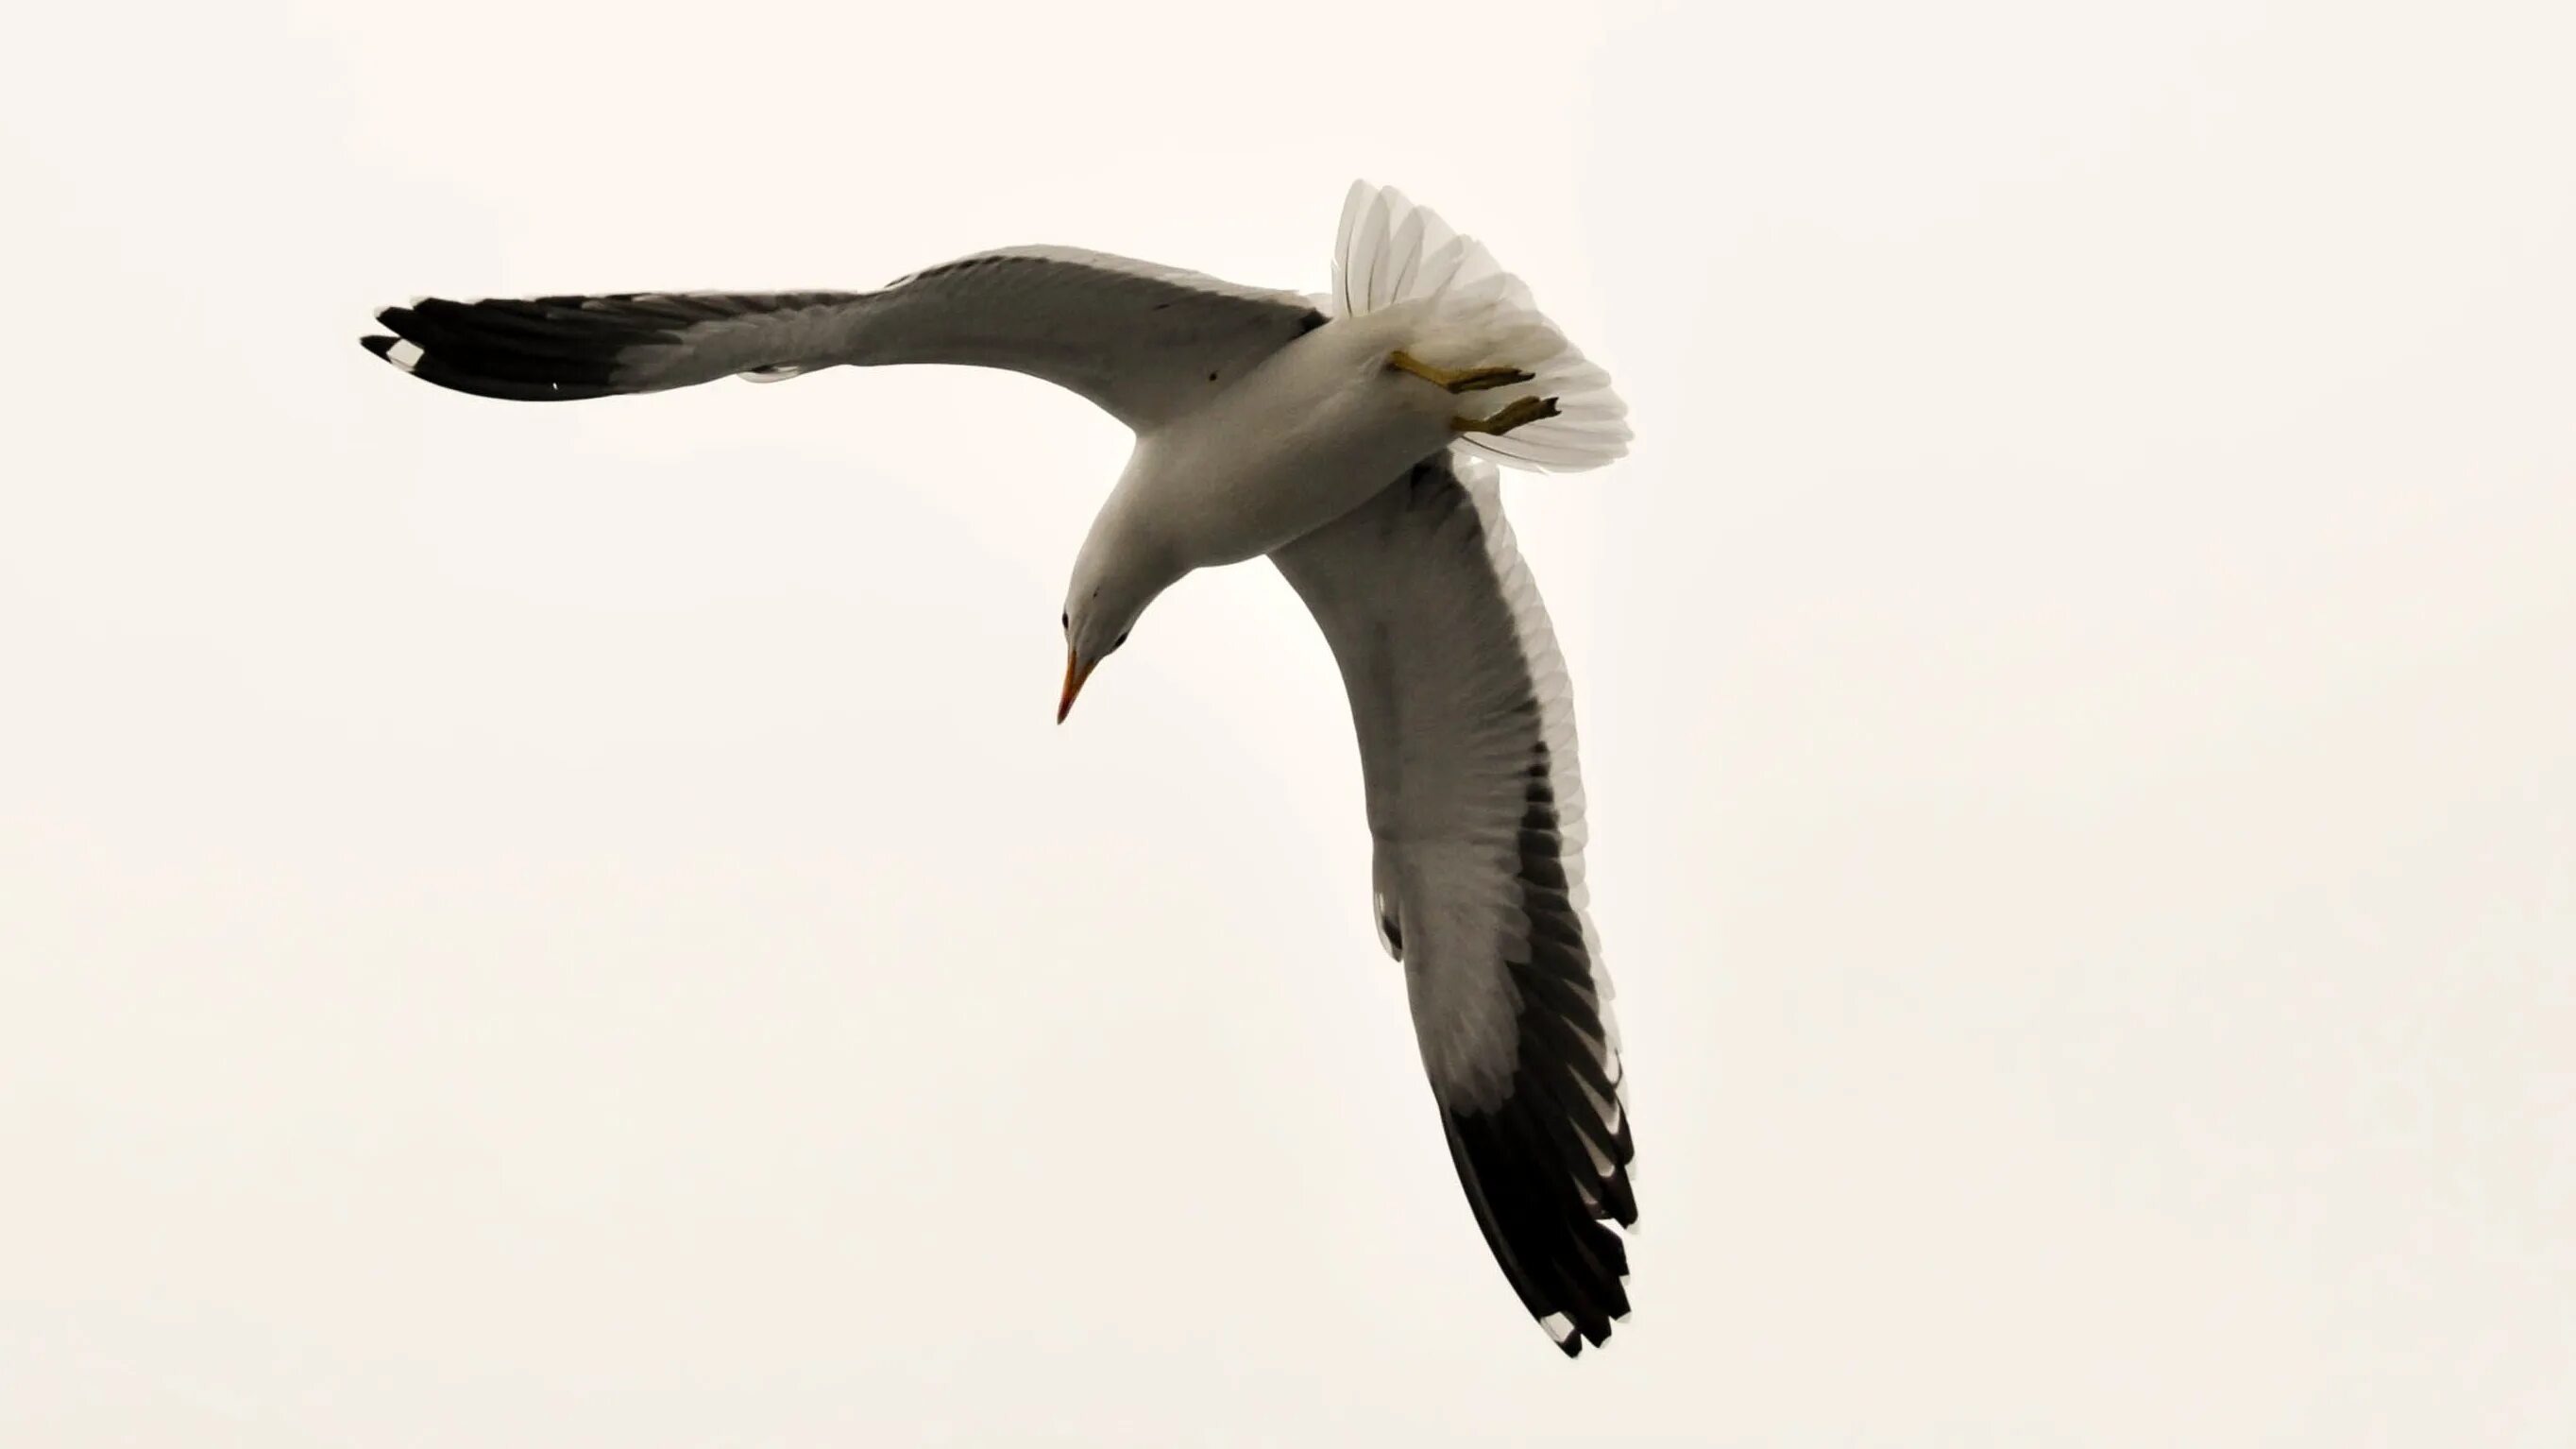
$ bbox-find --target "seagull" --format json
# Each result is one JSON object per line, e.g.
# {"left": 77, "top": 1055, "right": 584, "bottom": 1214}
{"left": 361, "top": 180, "right": 1638, "bottom": 1355}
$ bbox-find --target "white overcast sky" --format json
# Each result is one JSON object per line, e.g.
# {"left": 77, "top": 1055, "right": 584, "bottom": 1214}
{"left": 4, "top": 2, "right": 2571, "bottom": 1444}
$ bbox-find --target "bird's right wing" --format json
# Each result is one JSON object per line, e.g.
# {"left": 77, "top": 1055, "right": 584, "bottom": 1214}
{"left": 1271, "top": 449, "right": 1635, "bottom": 1356}
{"left": 360, "top": 247, "right": 1326, "bottom": 432}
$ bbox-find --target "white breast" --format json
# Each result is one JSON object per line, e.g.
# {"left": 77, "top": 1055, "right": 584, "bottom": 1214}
{"left": 1123, "top": 309, "right": 1458, "bottom": 569}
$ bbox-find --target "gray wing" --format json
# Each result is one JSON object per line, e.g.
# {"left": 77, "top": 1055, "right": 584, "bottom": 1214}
{"left": 359, "top": 247, "right": 1326, "bottom": 432}
{"left": 1271, "top": 450, "right": 1635, "bottom": 1356}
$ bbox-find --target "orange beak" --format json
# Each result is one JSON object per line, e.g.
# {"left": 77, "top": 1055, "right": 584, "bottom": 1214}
{"left": 1057, "top": 647, "right": 1099, "bottom": 724}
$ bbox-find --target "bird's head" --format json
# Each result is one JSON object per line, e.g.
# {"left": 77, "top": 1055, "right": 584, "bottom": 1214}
{"left": 1057, "top": 530, "right": 1177, "bottom": 724}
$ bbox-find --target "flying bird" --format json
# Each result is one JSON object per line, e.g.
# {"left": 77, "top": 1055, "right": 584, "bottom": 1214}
{"left": 361, "top": 181, "right": 1638, "bottom": 1355}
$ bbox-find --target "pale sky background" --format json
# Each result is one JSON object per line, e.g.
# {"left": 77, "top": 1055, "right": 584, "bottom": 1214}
{"left": 4, "top": 2, "right": 2571, "bottom": 1444}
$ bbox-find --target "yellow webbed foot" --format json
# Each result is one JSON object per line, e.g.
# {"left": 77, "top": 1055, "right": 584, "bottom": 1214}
{"left": 1452, "top": 395, "right": 1562, "bottom": 436}
{"left": 1389, "top": 350, "right": 1537, "bottom": 395}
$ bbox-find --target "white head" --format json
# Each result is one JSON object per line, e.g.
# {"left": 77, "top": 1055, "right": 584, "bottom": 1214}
{"left": 1057, "top": 512, "right": 1182, "bottom": 724}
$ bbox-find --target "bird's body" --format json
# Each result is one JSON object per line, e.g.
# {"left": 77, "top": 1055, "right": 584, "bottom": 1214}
{"left": 362, "top": 181, "right": 1639, "bottom": 1356}
{"left": 1102, "top": 303, "right": 1458, "bottom": 572}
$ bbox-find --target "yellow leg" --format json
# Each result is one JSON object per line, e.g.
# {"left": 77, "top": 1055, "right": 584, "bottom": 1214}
{"left": 1453, "top": 395, "right": 1562, "bottom": 436}
{"left": 1389, "top": 350, "right": 1536, "bottom": 394}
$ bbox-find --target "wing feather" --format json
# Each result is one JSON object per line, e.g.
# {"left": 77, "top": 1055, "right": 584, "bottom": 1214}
{"left": 1272, "top": 451, "right": 1635, "bottom": 1356}
{"left": 361, "top": 249, "right": 1325, "bottom": 431}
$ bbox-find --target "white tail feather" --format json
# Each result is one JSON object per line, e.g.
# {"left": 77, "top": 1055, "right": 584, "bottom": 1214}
{"left": 1330, "top": 180, "right": 1629, "bottom": 474}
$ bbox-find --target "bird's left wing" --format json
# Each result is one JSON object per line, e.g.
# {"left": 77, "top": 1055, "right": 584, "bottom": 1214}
{"left": 1271, "top": 450, "right": 1635, "bottom": 1356}
{"left": 360, "top": 247, "right": 1325, "bottom": 432}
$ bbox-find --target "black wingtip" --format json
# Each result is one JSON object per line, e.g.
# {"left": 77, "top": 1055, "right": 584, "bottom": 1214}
{"left": 1444, "top": 1103, "right": 1634, "bottom": 1355}
{"left": 357, "top": 295, "right": 637, "bottom": 401}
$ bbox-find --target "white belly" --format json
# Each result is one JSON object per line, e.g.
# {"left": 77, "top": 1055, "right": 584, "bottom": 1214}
{"left": 1124, "top": 309, "right": 1457, "bottom": 568}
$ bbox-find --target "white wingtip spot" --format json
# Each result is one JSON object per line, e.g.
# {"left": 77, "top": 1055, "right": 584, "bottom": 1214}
{"left": 386, "top": 339, "right": 423, "bottom": 372}
{"left": 1539, "top": 1311, "right": 1575, "bottom": 1344}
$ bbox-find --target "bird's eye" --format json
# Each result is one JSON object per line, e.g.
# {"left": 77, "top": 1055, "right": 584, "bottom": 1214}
{"left": 1114, "top": 629, "right": 1131, "bottom": 649}
{"left": 1060, "top": 612, "right": 1070, "bottom": 632}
